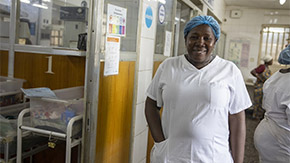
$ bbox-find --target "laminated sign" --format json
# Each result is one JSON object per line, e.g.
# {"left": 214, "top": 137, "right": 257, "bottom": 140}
{"left": 107, "top": 4, "right": 127, "bottom": 36}
{"left": 104, "top": 36, "right": 120, "bottom": 76}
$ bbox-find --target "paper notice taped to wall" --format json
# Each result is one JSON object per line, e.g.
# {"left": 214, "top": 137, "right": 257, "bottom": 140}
{"left": 104, "top": 36, "right": 120, "bottom": 76}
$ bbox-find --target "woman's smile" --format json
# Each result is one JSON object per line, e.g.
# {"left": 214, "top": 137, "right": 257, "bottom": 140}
{"left": 192, "top": 48, "right": 207, "bottom": 54}
{"left": 184, "top": 24, "right": 216, "bottom": 69}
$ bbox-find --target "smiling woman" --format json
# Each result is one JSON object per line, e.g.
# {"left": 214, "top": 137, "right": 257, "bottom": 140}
{"left": 145, "top": 15, "right": 252, "bottom": 163}
{"left": 183, "top": 16, "right": 220, "bottom": 69}
{"left": 184, "top": 24, "right": 216, "bottom": 69}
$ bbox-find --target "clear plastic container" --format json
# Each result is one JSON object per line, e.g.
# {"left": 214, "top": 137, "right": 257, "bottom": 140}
{"left": 0, "top": 76, "right": 25, "bottom": 93}
{"left": 0, "top": 76, "right": 25, "bottom": 107}
{"left": 0, "top": 102, "right": 30, "bottom": 137}
{"left": 29, "top": 86, "right": 84, "bottom": 133}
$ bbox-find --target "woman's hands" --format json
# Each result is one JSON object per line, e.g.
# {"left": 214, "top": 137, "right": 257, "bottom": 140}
{"left": 251, "top": 69, "right": 263, "bottom": 82}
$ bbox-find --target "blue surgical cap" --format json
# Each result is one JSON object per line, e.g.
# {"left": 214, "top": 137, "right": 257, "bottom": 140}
{"left": 184, "top": 15, "right": 220, "bottom": 41}
{"left": 278, "top": 44, "right": 290, "bottom": 65}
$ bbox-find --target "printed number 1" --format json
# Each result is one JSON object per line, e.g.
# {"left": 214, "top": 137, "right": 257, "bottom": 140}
{"left": 46, "top": 56, "right": 54, "bottom": 74}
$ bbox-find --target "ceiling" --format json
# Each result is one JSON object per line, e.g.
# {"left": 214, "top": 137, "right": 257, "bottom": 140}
{"left": 224, "top": 0, "right": 290, "bottom": 10}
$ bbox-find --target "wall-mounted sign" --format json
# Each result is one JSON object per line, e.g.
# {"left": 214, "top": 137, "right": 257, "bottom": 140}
{"left": 107, "top": 4, "right": 127, "bottom": 36}
{"left": 145, "top": 6, "right": 153, "bottom": 28}
{"left": 158, "top": 4, "right": 165, "bottom": 24}
{"left": 228, "top": 39, "right": 250, "bottom": 68}
{"left": 104, "top": 36, "right": 120, "bottom": 76}
{"left": 228, "top": 40, "right": 242, "bottom": 66}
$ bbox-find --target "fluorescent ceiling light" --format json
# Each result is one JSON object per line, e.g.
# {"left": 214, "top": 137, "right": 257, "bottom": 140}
{"left": 279, "top": 0, "right": 286, "bottom": 5}
{"left": 159, "top": 0, "right": 166, "bottom": 4}
{"left": 33, "top": 3, "right": 48, "bottom": 9}
{"left": 20, "top": 0, "right": 30, "bottom": 4}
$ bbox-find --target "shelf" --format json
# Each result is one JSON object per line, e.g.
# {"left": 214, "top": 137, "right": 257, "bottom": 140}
{"left": 0, "top": 43, "right": 86, "bottom": 57}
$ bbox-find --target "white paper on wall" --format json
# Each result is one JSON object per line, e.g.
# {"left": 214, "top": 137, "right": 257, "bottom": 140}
{"left": 164, "top": 31, "right": 172, "bottom": 57}
{"left": 228, "top": 39, "right": 250, "bottom": 68}
{"left": 104, "top": 36, "right": 120, "bottom": 76}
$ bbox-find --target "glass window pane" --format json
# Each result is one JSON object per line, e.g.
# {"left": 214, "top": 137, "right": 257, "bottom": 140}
{"left": 0, "top": 0, "right": 11, "bottom": 44}
{"left": 54, "top": 37, "right": 58, "bottom": 44}
{"left": 173, "top": 1, "right": 191, "bottom": 56}
{"left": 17, "top": 0, "right": 89, "bottom": 49}
{"left": 103, "top": 0, "right": 139, "bottom": 52}
{"left": 155, "top": 0, "right": 175, "bottom": 55}
{"left": 59, "top": 37, "right": 63, "bottom": 45}
{"left": 261, "top": 28, "right": 268, "bottom": 56}
{"left": 213, "top": 32, "right": 226, "bottom": 58}
{"left": 278, "top": 33, "right": 283, "bottom": 51}
{"left": 284, "top": 33, "right": 289, "bottom": 47}
{"left": 260, "top": 26, "right": 290, "bottom": 62}
{"left": 266, "top": 32, "right": 272, "bottom": 56}
{"left": 272, "top": 33, "right": 278, "bottom": 59}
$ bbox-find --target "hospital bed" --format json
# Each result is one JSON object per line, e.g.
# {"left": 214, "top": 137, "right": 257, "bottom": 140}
{"left": 0, "top": 76, "right": 48, "bottom": 163}
{"left": 16, "top": 86, "right": 84, "bottom": 163}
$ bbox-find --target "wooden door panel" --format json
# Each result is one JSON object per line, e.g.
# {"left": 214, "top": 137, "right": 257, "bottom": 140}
{"left": 96, "top": 61, "right": 135, "bottom": 163}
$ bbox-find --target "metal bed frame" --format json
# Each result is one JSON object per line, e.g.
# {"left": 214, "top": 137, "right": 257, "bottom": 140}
{"left": 17, "top": 108, "right": 82, "bottom": 163}
{"left": 0, "top": 102, "right": 35, "bottom": 163}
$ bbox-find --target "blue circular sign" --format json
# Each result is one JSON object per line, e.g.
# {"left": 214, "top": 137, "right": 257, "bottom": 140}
{"left": 145, "top": 6, "right": 153, "bottom": 28}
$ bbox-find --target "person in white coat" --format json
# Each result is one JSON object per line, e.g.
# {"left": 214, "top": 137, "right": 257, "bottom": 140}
{"left": 145, "top": 15, "right": 252, "bottom": 163}
{"left": 254, "top": 44, "right": 290, "bottom": 163}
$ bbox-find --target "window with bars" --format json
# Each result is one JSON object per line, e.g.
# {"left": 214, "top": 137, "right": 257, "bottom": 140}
{"left": 259, "top": 25, "right": 290, "bottom": 63}
{"left": 50, "top": 30, "right": 63, "bottom": 46}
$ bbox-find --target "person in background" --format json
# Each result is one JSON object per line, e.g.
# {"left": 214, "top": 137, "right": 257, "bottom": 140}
{"left": 145, "top": 15, "right": 252, "bottom": 163}
{"left": 250, "top": 55, "right": 273, "bottom": 120}
{"left": 254, "top": 44, "right": 290, "bottom": 163}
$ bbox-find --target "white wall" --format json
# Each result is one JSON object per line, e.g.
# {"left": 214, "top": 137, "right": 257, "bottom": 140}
{"left": 199, "top": 0, "right": 226, "bottom": 22}
{"left": 131, "top": 0, "right": 158, "bottom": 163}
{"left": 222, "top": 6, "right": 290, "bottom": 82}
{"left": 212, "top": 0, "right": 226, "bottom": 21}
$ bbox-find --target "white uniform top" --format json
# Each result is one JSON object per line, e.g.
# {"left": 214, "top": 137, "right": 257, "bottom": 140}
{"left": 263, "top": 71, "right": 290, "bottom": 131}
{"left": 147, "top": 55, "right": 252, "bottom": 163}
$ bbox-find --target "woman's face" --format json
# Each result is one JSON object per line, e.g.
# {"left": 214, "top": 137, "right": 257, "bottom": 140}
{"left": 185, "top": 24, "right": 216, "bottom": 68}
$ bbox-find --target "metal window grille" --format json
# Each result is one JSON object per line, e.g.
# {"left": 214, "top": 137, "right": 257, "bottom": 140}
{"left": 50, "top": 30, "right": 63, "bottom": 46}
{"left": 259, "top": 25, "right": 290, "bottom": 63}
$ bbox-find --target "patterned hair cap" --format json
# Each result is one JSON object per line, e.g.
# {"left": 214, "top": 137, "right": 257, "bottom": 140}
{"left": 184, "top": 15, "right": 220, "bottom": 40}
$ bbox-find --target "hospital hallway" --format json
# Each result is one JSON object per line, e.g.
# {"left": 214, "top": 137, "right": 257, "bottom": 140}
{"left": 244, "top": 111, "right": 260, "bottom": 163}
{"left": 1, "top": 0, "right": 289, "bottom": 162}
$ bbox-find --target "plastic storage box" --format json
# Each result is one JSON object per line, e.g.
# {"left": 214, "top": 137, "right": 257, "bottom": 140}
{"left": 29, "top": 86, "right": 84, "bottom": 133}
{"left": 0, "top": 76, "right": 25, "bottom": 107}
{"left": 0, "top": 102, "right": 30, "bottom": 137}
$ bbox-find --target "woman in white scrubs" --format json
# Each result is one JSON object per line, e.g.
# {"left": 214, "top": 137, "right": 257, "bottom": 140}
{"left": 254, "top": 45, "right": 290, "bottom": 163}
{"left": 145, "top": 15, "right": 252, "bottom": 163}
